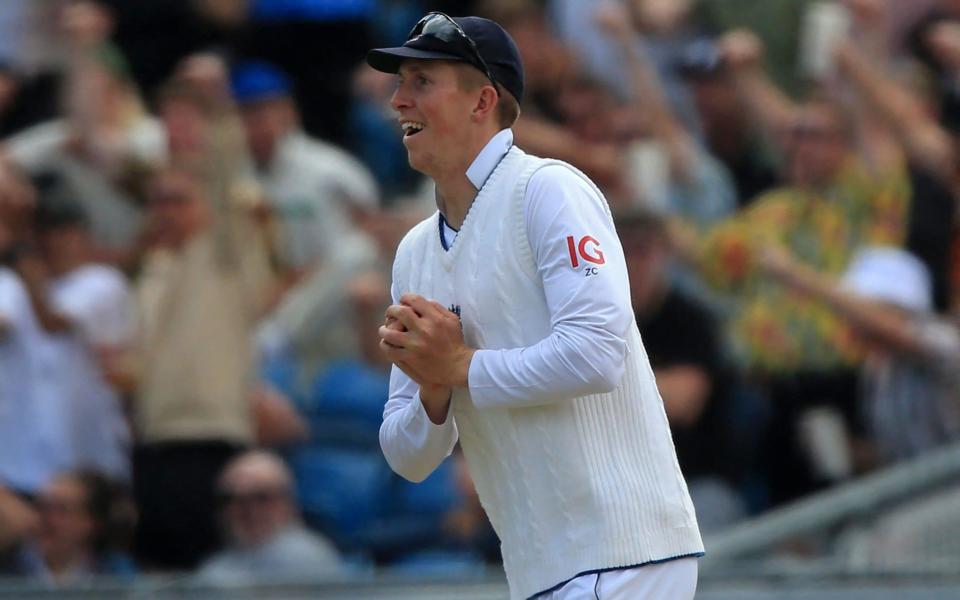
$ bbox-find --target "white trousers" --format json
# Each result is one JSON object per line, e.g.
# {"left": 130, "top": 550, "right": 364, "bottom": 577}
{"left": 538, "top": 557, "right": 699, "bottom": 600}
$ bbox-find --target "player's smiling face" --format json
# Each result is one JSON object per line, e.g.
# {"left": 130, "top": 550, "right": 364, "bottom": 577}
{"left": 391, "top": 60, "right": 477, "bottom": 176}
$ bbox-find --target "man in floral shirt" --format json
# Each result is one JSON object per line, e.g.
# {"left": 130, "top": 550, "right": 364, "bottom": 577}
{"left": 679, "top": 98, "right": 911, "bottom": 504}
{"left": 695, "top": 100, "right": 910, "bottom": 373}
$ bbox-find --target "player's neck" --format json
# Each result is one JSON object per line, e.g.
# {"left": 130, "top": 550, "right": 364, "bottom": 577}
{"left": 433, "top": 127, "right": 500, "bottom": 229}
{"left": 434, "top": 174, "right": 476, "bottom": 229}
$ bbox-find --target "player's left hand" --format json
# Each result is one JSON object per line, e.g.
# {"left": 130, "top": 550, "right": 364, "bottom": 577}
{"left": 379, "top": 293, "right": 475, "bottom": 388}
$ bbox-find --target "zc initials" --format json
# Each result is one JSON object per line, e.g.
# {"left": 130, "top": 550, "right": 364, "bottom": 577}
{"left": 566, "top": 235, "right": 605, "bottom": 268}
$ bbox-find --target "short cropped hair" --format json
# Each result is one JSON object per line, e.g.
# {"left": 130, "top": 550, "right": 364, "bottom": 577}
{"left": 456, "top": 64, "right": 521, "bottom": 129}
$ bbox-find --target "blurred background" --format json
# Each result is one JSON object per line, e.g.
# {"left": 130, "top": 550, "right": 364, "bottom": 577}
{"left": 1, "top": 0, "right": 960, "bottom": 598}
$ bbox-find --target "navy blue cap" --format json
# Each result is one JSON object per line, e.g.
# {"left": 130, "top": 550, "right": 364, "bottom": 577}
{"left": 367, "top": 15, "right": 524, "bottom": 104}
{"left": 230, "top": 61, "right": 292, "bottom": 105}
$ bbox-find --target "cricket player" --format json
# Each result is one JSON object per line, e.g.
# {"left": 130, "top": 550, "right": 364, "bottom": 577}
{"left": 368, "top": 13, "right": 703, "bottom": 599}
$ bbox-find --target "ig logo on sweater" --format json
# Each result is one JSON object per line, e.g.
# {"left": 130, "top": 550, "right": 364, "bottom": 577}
{"left": 566, "top": 235, "right": 605, "bottom": 276}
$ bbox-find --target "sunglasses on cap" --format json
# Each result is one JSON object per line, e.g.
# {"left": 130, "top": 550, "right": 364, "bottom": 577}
{"left": 407, "top": 12, "right": 500, "bottom": 96}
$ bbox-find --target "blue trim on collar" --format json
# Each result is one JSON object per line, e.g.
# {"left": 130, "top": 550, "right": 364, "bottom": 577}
{"left": 438, "top": 134, "right": 512, "bottom": 252}
{"left": 439, "top": 213, "right": 449, "bottom": 251}
{"left": 438, "top": 213, "right": 459, "bottom": 251}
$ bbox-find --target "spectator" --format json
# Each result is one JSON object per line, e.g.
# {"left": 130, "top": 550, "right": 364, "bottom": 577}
{"left": 695, "top": 0, "right": 813, "bottom": 97}
{"left": 833, "top": 9, "right": 958, "bottom": 311}
{"left": 668, "top": 31, "right": 915, "bottom": 504}
{"left": 492, "top": 2, "right": 630, "bottom": 199}
{"left": 97, "top": 0, "right": 245, "bottom": 99}
{"left": 909, "top": 3, "right": 960, "bottom": 136}
{"left": 154, "top": 74, "right": 208, "bottom": 161}
{"left": 228, "top": 62, "right": 388, "bottom": 377}
{"left": 621, "top": 211, "right": 749, "bottom": 531}
{"left": 230, "top": 60, "right": 379, "bottom": 272}
{"left": 686, "top": 30, "right": 912, "bottom": 375}
{"left": 0, "top": 164, "right": 100, "bottom": 496}
{"left": 0, "top": 470, "right": 136, "bottom": 584}
{"left": 1, "top": 43, "right": 165, "bottom": 260}
{"left": 197, "top": 450, "right": 342, "bottom": 584}
{"left": 549, "top": 0, "right": 705, "bottom": 136}
{"left": 153, "top": 58, "right": 309, "bottom": 454}
{"left": 762, "top": 245, "right": 960, "bottom": 465}
{"left": 237, "top": 0, "right": 376, "bottom": 145}
{"left": 131, "top": 164, "right": 273, "bottom": 570}
{"left": 678, "top": 51, "right": 779, "bottom": 207}
{"left": 22, "top": 185, "right": 135, "bottom": 482}
{"left": 594, "top": 1, "right": 738, "bottom": 226}
{"left": 1, "top": 197, "right": 66, "bottom": 496}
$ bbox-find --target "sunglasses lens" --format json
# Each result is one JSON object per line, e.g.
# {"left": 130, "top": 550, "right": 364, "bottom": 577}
{"left": 405, "top": 13, "right": 499, "bottom": 94}
{"left": 415, "top": 15, "right": 460, "bottom": 43}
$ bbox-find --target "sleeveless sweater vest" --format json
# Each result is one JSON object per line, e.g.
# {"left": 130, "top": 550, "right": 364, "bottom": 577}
{"left": 392, "top": 147, "right": 703, "bottom": 599}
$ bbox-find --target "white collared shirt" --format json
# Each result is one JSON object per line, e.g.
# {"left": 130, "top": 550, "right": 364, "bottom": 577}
{"left": 465, "top": 128, "right": 514, "bottom": 189}
{"left": 384, "top": 128, "right": 633, "bottom": 468}
{"left": 0, "top": 268, "right": 66, "bottom": 492}
{"left": 440, "top": 128, "right": 514, "bottom": 250}
{"left": 379, "top": 137, "right": 706, "bottom": 599}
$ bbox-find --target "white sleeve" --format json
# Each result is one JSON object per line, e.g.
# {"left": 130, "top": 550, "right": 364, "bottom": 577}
{"left": 467, "top": 165, "right": 633, "bottom": 409}
{"left": 0, "top": 270, "right": 29, "bottom": 329}
{"left": 55, "top": 270, "right": 137, "bottom": 348}
{"left": 379, "top": 281, "right": 459, "bottom": 482}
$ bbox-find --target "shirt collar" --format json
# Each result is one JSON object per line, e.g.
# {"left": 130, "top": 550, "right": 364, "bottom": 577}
{"left": 465, "top": 129, "right": 513, "bottom": 190}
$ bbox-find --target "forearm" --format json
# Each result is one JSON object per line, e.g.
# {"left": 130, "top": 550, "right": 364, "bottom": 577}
{"left": 469, "top": 323, "right": 628, "bottom": 409}
{"left": 466, "top": 165, "right": 633, "bottom": 409}
{"left": 838, "top": 43, "right": 954, "bottom": 178}
{"left": 731, "top": 67, "right": 797, "bottom": 143}
{"left": 380, "top": 367, "right": 458, "bottom": 483}
{"left": 13, "top": 253, "right": 72, "bottom": 333}
{"left": 775, "top": 261, "right": 922, "bottom": 353}
{"left": 615, "top": 40, "right": 695, "bottom": 179}
{"left": 420, "top": 384, "right": 453, "bottom": 425}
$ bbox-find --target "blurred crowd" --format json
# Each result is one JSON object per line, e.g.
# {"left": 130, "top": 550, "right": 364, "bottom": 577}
{"left": 1, "top": 0, "right": 960, "bottom": 586}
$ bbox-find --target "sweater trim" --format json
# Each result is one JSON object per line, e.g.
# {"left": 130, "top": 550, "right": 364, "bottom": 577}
{"left": 437, "top": 146, "right": 518, "bottom": 269}
{"left": 526, "top": 552, "right": 705, "bottom": 599}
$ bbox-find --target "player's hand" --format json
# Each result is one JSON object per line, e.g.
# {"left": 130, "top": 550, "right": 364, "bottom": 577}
{"left": 381, "top": 311, "right": 447, "bottom": 394}
{"left": 379, "top": 293, "right": 475, "bottom": 389}
{"left": 380, "top": 297, "right": 461, "bottom": 424}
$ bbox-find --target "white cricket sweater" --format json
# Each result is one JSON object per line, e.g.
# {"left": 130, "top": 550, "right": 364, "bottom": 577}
{"left": 388, "top": 146, "right": 703, "bottom": 599}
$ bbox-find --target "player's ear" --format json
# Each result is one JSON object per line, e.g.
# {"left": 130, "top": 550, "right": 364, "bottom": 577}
{"left": 471, "top": 85, "right": 498, "bottom": 122}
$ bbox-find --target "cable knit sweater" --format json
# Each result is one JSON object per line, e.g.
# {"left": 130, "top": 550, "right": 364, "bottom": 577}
{"left": 387, "top": 146, "right": 703, "bottom": 599}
